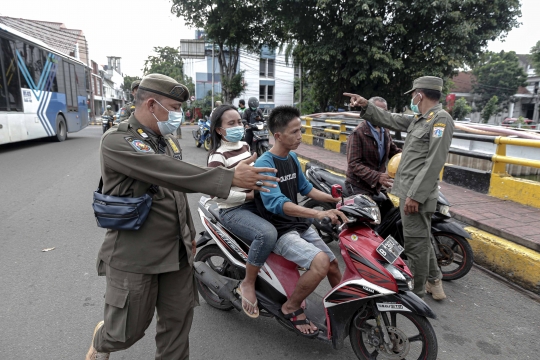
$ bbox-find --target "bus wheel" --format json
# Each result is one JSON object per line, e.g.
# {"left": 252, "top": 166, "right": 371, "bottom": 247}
{"left": 53, "top": 115, "right": 67, "bottom": 142}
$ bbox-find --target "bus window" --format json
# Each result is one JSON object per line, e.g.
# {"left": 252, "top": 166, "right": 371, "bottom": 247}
{"left": 63, "top": 60, "right": 73, "bottom": 108}
{"left": 1, "top": 38, "right": 23, "bottom": 111}
{"left": 15, "top": 40, "right": 31, "bottom": 89}
{"left": 32, "top": 47, "right": 45, "bottom": 87}
{"left": 47, "top": 53, "right": 58, "bottom": 93}
{"left": 69, "top": 63, "right": 78, "bottom": 110}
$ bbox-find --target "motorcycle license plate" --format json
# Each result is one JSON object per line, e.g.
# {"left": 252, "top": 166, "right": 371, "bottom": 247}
{"left": 253, "top": 131, "right": 267, "bottom": 136}
{"left": 376, "top": 235, "right": 404, "bottom": 264}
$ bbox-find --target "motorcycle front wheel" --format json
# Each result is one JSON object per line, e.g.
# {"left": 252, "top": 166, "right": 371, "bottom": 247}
{"left": 350, "top": 310, "right": 438, "bottom": 360}
{"left": 195, "top": 131, "right": 202, "bottom": 147}
{"left": 303, "top": 199, "right": 336, "bottom": 244}
{"left": 204, "top": 137, "right": 212, "bottom": 151}
{"left": 434, "top": 232, "right": 474, "bottom": 281}
{"left": 195, "top": 245, "right": 244, "bottom": 311}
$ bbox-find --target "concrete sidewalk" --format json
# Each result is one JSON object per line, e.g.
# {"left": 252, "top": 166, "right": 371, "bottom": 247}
{"left": 283, "top": 139, "right": 540, "bottom": 294}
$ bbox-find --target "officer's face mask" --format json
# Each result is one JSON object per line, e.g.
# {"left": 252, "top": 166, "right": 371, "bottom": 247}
{"left": 152, "top": 100, "right": 183, "bottom": 135}
{"left": 221, "top": 126, "right": 245, "bottom": 142}
{"left": 410, "top": 93, "right": 422, "bottom": 114}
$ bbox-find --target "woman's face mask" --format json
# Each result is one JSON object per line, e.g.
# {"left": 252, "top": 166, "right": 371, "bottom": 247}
{"left": 221, "top": 126, "right": 245, "bottom": 142}
{"left": 152, "top": 100, "right": 183, "bottom": 135}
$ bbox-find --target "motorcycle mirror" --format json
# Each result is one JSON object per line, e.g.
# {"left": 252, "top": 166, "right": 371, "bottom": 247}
{"left": 331, "top": 184, "right": 342, "bottom": 199}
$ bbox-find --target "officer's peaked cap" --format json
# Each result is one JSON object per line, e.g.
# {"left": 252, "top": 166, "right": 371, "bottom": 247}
{"left": 131, "top": 80, "right": 141, "bottom": 91}
{"left": 138, "top": 74, "right": 190, "bottom": 102}
{"left": 404, "top": 76, "right": 443, "bottom": 95}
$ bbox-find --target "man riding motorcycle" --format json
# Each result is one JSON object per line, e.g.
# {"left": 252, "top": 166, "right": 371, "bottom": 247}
{"left": 242, "top": 97, "right": 264, "bottom": 148}
{"left": 102, "top": 105, "right": 115, "bottom": 129}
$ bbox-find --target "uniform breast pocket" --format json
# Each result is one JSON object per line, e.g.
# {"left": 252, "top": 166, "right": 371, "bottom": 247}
{"left": 408, "top": 127, "right": 430, "bottom": 151}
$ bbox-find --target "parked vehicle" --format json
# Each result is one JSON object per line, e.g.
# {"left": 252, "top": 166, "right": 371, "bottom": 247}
{"left": 502, "top": 117, "right": 536, "bottom": 129}
{"left": 192, "top": 118, "right": 211, "bottom": 151}
{"left": 247, "top": 121, "right": 270, "bottom": 157}
{"left": 194, "top": 192, "right": 439, "bottom": 360}
{"left": 304, "top": 165, "right": 474, "bottom": 281}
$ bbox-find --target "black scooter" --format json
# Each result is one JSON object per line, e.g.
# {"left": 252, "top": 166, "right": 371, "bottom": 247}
{"left": 101, "top": 115, "right": 112, "bottom": 133}
{"left": 246, "top": 121, "right": 270, "bottom": 157}
{"left": 303, "top": 165, "right": 474, "bottom": 281}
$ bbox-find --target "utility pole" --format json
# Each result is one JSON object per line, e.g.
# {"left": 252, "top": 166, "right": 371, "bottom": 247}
{"left": 211, "top": 42, "right": 215, "bottom": 109}
{"left": 299, "top": 62, "right": 302, "bottom": 115}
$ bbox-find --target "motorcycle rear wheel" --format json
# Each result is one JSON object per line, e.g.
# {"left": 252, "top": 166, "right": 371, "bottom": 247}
{"left": 303, "top": 199, "right": 335, "bottom": 244}
{"left": 195, "top": 130, "right": 202, "bottom": 147}
{"left": 434, "top": 232, "right": 474, "bottom": 281}
{"left": 350, "top": 310, "right": 437, "bottom": 360}
{"left": 195, "top": 245, "right": 244, "bottom": 311}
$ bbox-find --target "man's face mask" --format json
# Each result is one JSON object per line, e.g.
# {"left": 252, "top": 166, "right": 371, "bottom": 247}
{"left": 410, "top": 93, "right": 422, "bottom": 114}
{"left": 152, "top": 100, "right": 183, "bottom": 135}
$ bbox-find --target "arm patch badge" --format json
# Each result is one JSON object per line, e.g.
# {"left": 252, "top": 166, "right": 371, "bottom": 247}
{"left": 124, "top": 137, "right": 155, "bottom": 153}
{"left": 433, "top": 127, "right": 445, "bottom": 138}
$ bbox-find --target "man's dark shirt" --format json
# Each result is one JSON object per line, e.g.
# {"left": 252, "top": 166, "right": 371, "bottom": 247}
{"left": 346, "top": 120, "right": 401, "bottom": 195}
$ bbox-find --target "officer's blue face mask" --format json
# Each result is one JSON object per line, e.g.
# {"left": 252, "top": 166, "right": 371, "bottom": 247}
{"left": 410, "top": 93, "right": 422, "bottom": 114}
{"left": 221, "top": 126, "right": 244, "bottom": 142}
{"left": 152, "top": 100, "right": 183, "bottom": 135}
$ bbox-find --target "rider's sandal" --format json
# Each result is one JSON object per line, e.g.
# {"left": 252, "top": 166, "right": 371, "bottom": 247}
{"left": 278, "top": 308, "right": 319, "bottom": 339}
{"left": 235, "top": 286, "right": 260, "bottom": 319}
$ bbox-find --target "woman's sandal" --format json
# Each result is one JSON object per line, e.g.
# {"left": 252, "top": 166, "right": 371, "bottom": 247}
{"left": 235, "top": 286, "right": 259, "bottom": 319}
{"left": 278, "top": 307, "right": 319, "bottom": 338}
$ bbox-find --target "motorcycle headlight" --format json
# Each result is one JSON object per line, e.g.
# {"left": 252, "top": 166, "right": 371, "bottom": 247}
{"left": 383, "top": 263, "right": 406, "bottom": 281}
{"left": 407, "top": 279, "right": 414, "bottom": 291}
{"left": 437, "top": 204, "right": 451, "bottom": 217}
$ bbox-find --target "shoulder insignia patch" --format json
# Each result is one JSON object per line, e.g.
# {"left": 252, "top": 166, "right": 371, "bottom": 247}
{"left": 136, "top": 128, "right": 149, "bottom": 139}
{"left": 125, "top": 137, "right": 155, "bottom": 153}
{"left": 166, "top": 137, "right": 180, "bottom": 154}
{"left": 425, "top": 112, "right": 434, "bottom": 123}
{"left": 434, "top": 122, "right": 446, "bottom": 128}
{"left": 432, "top": 127, "right": 445, "bottom": 138}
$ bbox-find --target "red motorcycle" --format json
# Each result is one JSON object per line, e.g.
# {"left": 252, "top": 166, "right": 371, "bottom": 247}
{"left": 194, "top": 184, "right": 438, "bottom": 359}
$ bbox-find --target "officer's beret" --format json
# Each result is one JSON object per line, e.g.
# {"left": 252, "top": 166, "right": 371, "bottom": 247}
{"left": 131, "top": 80, "right": 141, "bottom": 91}
{"left": 404, "top": 76, "right": 443, "bottom": 95}
{"left": 138, "top": 74, "right": 190, "bottom": 102}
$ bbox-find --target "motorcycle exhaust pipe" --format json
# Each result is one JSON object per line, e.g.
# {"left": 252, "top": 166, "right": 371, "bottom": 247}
{"left": 194, "top": 261, "right": 243, "bottom": 312}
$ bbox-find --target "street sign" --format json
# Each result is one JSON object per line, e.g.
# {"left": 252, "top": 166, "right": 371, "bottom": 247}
{"left": 187, "top": 100, "right": 191, "bottom": 104}
{"left": 190, "top": 96, "right": 195, "bottom": 101}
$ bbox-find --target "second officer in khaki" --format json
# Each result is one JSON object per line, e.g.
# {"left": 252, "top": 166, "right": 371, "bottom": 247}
{"left": 86, "top": 74, "right": 279, "bottom": 360}
{"left": 343, "top": 76, "right": 454, "bottom": 300}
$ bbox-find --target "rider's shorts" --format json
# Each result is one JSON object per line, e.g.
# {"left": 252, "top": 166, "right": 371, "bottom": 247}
{"left": 274, "top": 227, "right": 336, "bottom": 269}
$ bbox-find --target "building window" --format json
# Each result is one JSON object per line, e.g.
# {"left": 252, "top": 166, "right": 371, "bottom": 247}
{"left": 259, "top": 85, "right": 275, "bottom": 102}
{"left": 259, "top": 59, "right": 275, "bottom": 78}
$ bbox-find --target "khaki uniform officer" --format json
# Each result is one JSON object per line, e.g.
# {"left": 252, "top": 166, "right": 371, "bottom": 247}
{"left": 344, "top": 76, "right": 454, "bottom": 300}
{"left": 119, "top": 80, "right": 140, "bottom": 121}
{"left": 86, "top": 74, "right": 279, "bottom": 360}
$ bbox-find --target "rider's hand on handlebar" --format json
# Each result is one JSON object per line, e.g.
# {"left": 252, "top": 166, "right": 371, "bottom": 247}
{"left": 317, "top": 209, "right": 348, "bottom": 225}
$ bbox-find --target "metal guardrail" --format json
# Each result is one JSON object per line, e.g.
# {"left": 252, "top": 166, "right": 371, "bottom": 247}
{"left": 302, "top": 116, "right": 540, "bottom": 174}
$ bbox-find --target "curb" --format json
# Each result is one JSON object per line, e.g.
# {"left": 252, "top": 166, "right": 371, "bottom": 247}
{"left": 465, "top": 227, "right": 540, "bottom": 294}
{"left": 296, "top": 155, "right": 540, "bottom": 294}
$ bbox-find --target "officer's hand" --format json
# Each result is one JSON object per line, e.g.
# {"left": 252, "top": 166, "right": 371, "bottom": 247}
{"left": 233, "top": 153, "right": 279, "bottom": 192}
{"left": 404, "top": 197, "right": 419, "bottom": 215}
{"left": 317, "top": 209, "right": 348, "bottom": 225}
{"left": 192, "top": 240, "right": 197, "bottom": 257}
{"left": 343, "top": 93, "right": 368, "bottom": 108}
{"left": 378, "top": 173, "right": 394, "bottom": 188}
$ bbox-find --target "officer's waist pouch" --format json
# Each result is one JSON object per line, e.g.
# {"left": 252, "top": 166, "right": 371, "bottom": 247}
{"left": 92, "top": 178, "right": 158, "bottom": 231}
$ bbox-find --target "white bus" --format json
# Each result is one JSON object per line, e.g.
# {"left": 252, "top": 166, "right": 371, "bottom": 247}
{"left": 0, "top": 23, "right": 90, "bottom": 145}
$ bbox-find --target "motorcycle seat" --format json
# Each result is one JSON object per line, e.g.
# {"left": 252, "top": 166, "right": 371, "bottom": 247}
{"left": 208, "top": 203, "right": 221, "bottom": 222}
{"left": 312, "top": 167, "right": 346, "bottom": 187}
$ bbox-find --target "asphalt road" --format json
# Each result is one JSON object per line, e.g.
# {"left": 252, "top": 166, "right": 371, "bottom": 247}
{"left": 1, "top": 125, "right": 539, "bottom": 360}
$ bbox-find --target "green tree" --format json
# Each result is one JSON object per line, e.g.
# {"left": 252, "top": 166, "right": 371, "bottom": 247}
{"left": 192, "top": 91, "right": 222, "bottom": 117}
{"left": 452, "top": 98, "right": 472, "bottom": 121}
{"left": 482, "top": 95, "right": 498, "bottom": 123}
{"left": 171, "top": 1, "right": 280, "bottom": 104}
{"left": 142, "top": 46, "right": 195, "bottom": 98}
{"left": 531, "top": 41, "right": 540, "bottom": 74}
{"left": 121, "top": 75, "right": 141, "bottom": 92}
{"left": 472, "top": 51, "right": 527, "bottom": 108}
{"left": 275, "top": 0, "right": 521, "bottom": 110}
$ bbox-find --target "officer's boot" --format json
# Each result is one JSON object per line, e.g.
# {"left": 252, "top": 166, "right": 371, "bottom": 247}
{"left": 85, "top": 321, "right": 110, "bottom": 360}
{"left": 425, "top": 279, "right": 447, "bottom": 300}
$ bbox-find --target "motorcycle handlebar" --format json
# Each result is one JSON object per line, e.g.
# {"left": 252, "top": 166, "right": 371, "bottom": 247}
{"left": 321, "top": 217, "right": 331, "bottom": 226}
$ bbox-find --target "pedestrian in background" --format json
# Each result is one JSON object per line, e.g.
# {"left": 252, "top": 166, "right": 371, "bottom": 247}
{"left": 344, "top": 76, "right": 454, "bottom": 300}
{"left": 85, "top": 74, "right": 279, "bottom": 360}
